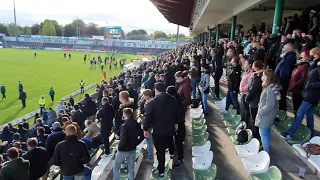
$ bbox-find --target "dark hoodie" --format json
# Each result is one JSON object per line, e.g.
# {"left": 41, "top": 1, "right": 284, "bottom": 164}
{"left": 166, "top": 86, "right": 185, "bottom": 124}
{"left": 114, "top": 98, "right": 137, "bottom": 136}
{"left": 118, "top": 118, "right": 143, "bottom": 152}
{"left": 227, "top": 64, "right": 242, "bottom": 93}
{"left": 1, "top": 127, "right": 14, "bottom": 143}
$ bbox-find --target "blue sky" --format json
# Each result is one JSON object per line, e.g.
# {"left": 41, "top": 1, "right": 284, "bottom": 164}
{"left": 0, "top": 0, "right": 190, "bottom": 35}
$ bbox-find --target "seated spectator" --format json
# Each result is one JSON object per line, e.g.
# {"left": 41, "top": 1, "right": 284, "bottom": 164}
{"left": 22, "top": 138, "right": 50, "bottom": 180}
{"left": 53, "top": 124, "right": 91, "bottom": 180}
{"left": 45, "top": 122, "right": 66, "bottom": 158}
{"left": 36, "top": 127, "right": 48, "bottom": 147}
{"left": 30, "top": 118, "right": 50, "bottom": 137}
{"left": 7, "top": 133, "right": 27, "bottom": 151}
{"left": 48, "top": 107, "right": 57, "bottom": 127}
{"left": 84, "top": 120, "right": 100, "bottom": 138}
{"left": 0, "top": 147, "right": 30, "bottom": 180}
{"left": 17, "top": 124, "right": 29, "bottom": 142}
{"left": 1, "top": 126, "right": 14, "bottom": 143}
{"left": 113, "top": 108, "right": 143, "bottom": 180}
{"left": 12, "top": 142, "right": 26, "bottom": 157}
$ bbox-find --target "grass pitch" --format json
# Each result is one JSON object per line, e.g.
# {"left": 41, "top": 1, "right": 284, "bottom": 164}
{"left": 0, "top": 48, "right": 146, "bottom": 125}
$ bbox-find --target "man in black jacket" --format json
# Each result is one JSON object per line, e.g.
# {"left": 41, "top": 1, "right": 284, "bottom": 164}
{"left": 162, "top": 63, "right": 175, "bottom": 88}
{"left": 225, "top": 57, "right": 242, "bottom": 114}
{"left": 143, "top": 82, "right": 178, "bottom": 179}
{"left": 96, "top": 97, "right": 115, "bottom": 155}
{"left": 252, "top": 42, "right": 265, "bottom": 62}
{"left": 53, "top": 124, "right": 91, "bottom": 180}
{"left": 19, "top": 89, "right": 27, "bottom": 108}
{"left": 22, "top": 138, "right": 50, "bottom": 180}
{"left": 113, "top": 108, "right": 143, "bottom": 180}
{"left": 71, "top": 104, "right": 86, "bottom": 130}
{"left": 83, "top": 94, "right": 97, "bottom": 121}
{"left": 45, "top": 122, "right": 66, "bottom": 158}
{"left": 213, "top": 48, "right": 223, "bottom": 98}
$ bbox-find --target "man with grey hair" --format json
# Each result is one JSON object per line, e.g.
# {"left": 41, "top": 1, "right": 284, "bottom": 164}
{"left": 275, "top": 43, "right": 297, "bottom": 112}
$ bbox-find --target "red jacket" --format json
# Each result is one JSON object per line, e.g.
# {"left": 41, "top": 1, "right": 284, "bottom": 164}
{"left": 289, "top": 63, "right": 309, "bottom": 93}
{"left": 178, "top": 78, "right": 192, "bottom": 110}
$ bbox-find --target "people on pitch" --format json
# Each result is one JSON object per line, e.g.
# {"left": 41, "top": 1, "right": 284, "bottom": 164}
{"left": 49, "top": 87, "right": 55, "bottom": 103}
{"left": 1, "top": 84, "right": 6, "bottom": 100}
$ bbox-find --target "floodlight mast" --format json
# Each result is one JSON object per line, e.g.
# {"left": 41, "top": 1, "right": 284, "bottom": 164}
{"left": 13, "top": 0, "right": 18, "bottom": 44}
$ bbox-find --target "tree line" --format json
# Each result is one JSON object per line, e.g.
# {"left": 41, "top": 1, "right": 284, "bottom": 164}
{"left": 0, "top": 18, "right": 191, "bottom": 41}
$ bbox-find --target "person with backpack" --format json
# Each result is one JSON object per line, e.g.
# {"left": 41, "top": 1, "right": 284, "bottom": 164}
{"left": 255, "top": 70, "right": 281, "bottom": 153}
{"left": 113, "top": 108, "right": 143, "bottom": 180}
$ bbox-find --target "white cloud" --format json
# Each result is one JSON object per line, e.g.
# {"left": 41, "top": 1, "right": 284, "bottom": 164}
{"left": 0, "top": 0, "right": 190, "bottom": 35}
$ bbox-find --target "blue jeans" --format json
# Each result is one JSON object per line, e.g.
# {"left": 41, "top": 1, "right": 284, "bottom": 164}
{"left": 203, "top": 93, "right": 209, "bottom": 114}
{"left": 287, "top": 101, "right": 314, "bottom": 137}
{"left": 145, "top": 129, "right": 154, "bottom": 160}
{"left": 81, "top": 137, "right": 94, "bottom": 150}
{"left": 191, "top": 78, "right": 197, "bottom": 99}
{"left": 113, "top": 150, "right": 136, "bottom": 180}
{"left": 225, "top": 90, "right": 240, "bottom": 113}
{"left": 62, "top": 166, "right": 92, "bottom": 180}
{"left": 259, "top": 127, "right": 271, "bottom": 153}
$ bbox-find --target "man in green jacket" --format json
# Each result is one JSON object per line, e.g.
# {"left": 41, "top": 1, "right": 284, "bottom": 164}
{"left": 49, "top": 87, "right": 55, "bottom": 103}
{"left": 0, "top": 147, "right": 30, "bottom": 180}
{"left": 1, "top": 84, "right": 6, "bottom": 100}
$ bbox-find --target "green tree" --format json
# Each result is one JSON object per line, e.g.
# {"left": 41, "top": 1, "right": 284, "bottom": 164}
{"left": 23, "top": 26, "right": 32, "bottom": 35}
{"left": 86, "top": 22, "right": 99, "bottom": 35}
{"left": 41, "top": 20, "right": 56, "bottom": 36}
{"left": 71, "top": 19, "right": 86, "bottom": 36}
{"left": 64, "top": 23, "right": 76, "bottom": 37}
{"left": 7, "top": 23, "right": 20, "bottom": 36}
{"left": 153, "top": 31, "right": 167, "bottom": 39}
{"left": 0, "top": 23, "right": 8, "bottom": 35}
{"left": 97, "top": 27, "right": 106, "bottom": 36}
{"left": 31, "top": 24, "right": 41, "bottom": 35}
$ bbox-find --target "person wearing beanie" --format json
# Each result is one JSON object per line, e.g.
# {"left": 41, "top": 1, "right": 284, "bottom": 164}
{"left": 45, "top": 122, "right": 66, "bottom": 157}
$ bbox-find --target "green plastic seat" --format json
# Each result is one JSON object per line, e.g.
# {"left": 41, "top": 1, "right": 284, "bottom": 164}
{"left": 231, "top": 129, "right": 253, "bottom": 145}
{"left": 192, "top": 125, "right": 207, "bottom": 136}
{"left": 273, "top": 117, "right": 294, "bottom": 134}
{"left": 193, "top": 164, "right": 217, "bottom": 180}
{"left": 248, "top": 166, "right": 282, "bottom": 180}
{"left": 193, "top": 132, "right": 209, "bottom": 146}
{"left": 277, "top": 110, "right": 287, "bottom": 122}
{"left": 286, "top": 125, "right": 311, "bottom": 145}
{"left": 192, "top": 117, "right": 206, "bottom": 126}
{"left": 226, "top": 128, "right": 236, "bottom": 135}
{"left": 192, "top": 114, "right": 204, "bottom": 122}
{"left": 221, "top": 109, "right": 237, "bottom": 121}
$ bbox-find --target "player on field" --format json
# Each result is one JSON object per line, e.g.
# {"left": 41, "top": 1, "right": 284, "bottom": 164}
{"left": 18, "top": 81, "right": 23, "bottom": 92}
{"left": 34, "top": 52, "right": 37, "bottom": 58}
{"left": 64, "top": 53, "right": 66, "bottom": 59}
{"left": 104, "top": 57, "right": 108, "bottom": 65}
{"left": 68, "top": 53, "right": 72, "bottom": 60}
{"left": 109, "top": 61, "right": 112, "bottom": 71}
{"left": 101, "top": 63, "right": 104, "bottom": 72}
{"left": 1, "top": 84, "right": 6, "bottom": 100}
{"left": 84, "top": 54, "right": 87, "bottom": 63}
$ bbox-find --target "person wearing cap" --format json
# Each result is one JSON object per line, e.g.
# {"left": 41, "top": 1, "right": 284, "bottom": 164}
{"left": 143, "top": 82, "right": 178, "bottom": 179}
{"left": 39, "top": 96, "right": 46, "bottom": 115}
{"left": 201, "top": 64, "right": 210, "bottom": 115}
{"left": 45, "top": 122, "right": 66, "bottom": 158}
{"left": 308, "top": 10, "right": 319, "bottom": 46}
{"left": 22, "top": 138, "right": 50, "bottom": 180}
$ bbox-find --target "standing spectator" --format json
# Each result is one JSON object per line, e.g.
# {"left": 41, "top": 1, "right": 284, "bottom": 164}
{"left": 17, "top": 124, "right": 29, "bottom": 142}
{"left": 176, "top": 71, "right": 192, "bottom": 111}
{"left": 144, "top": 72, "right": 156, "bottom": 91}
{"left": 71, "top": 104, "right": 86, "bottom": 130}
{"left": 19, "top": 89, "right": 27, "bottom": 108}
{"left": 141, "top": 89, "right": 154, "bottom": 162}
{"left": 190, "top": 67, "right": 198, "bottom": 99}
{"left": 201, "top": 64, "right": 210, "bottom": 115}
{"left": 163, "top": 63, "right": 175, "bottom": 88}
{"left": 22, "top": 138, "right": 50, "bottom": 180}
{"left": 225, "top": 57, "right": 242, "bottom": 114}
{"left": 246, "top": 60, "right": 264, "bottom": 140}
{"left": 1, "top": 84, "right": 6, "bottom": 100}
{"left": 80, "top": 79, "right": 85, "bottom": 94}
{"left": 48, "top": 107, "right": 57, "bottom": 126}
{"left": 38, "top": 96, "right": 46, "bottom": 115}
{"left": 308, "top": 10, "right": 319, "bottom": 46}
{"left": 143, "top": 82, "right": 177, "bottom": 179}
{"left": 8, "top": 123, "right": 17, "bottom": 133}
{"left": 36, "top": 127, "right": 48, "bottom": 147}
{"left": 53, "top": 124, "right": 91, "bottom": 180}
{"left": 1, "top": 126, "right": 14, "bottom": 143}
{"left": 30, "top": 119, "right": 50, "bottom": 137}
{"left": 255, "top": 70, "right": 281, "bottom": 153}
{"left": 239, "top": 59, "right": 254, "bottom": 124}
{"left": 252, "top": 42, "right": 265, "bottom": 61}
{"left": 83, "top": 94, "right": 97, "bottom": 121}
{"left": 282, "top": 47, "right": 320, "bottom": 139}
{"left": 288, "top": 51, "right": 310, "bottom": 116}
{"left": 213, "top": 47, "right": 224, "bottom": 99}
{"left": 127, "top": 83, "right": 139, "bottom": 106}
{"left": 49, "top": 87, "right": 55, "bottom": 103}
{"left": 45, "top": 122, "right": 66, "bottom": 158}
{"left": 275, "top": 43, "right": 297, "bottom": 112}
{"left": 166, "top": 86, "right": 185, "bottom": 168}
{"left": 0, "top": 147, "right": 30, "bottom": 180}
{"left": 96, "top": 97, "right": 115, "bottom": 156}
{"left": 69, "top": 96, "right": 75, "bottom": 107}
{"left": 113, "top": 108, "right": 143, "bottom": 180}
